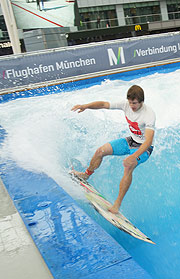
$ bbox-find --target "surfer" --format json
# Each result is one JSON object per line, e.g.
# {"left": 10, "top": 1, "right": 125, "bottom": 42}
{"left": 71, "top": 85, "right": 156, "bottom": 214}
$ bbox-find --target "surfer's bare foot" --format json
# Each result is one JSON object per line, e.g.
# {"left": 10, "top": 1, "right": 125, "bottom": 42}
{"left": 108, "top": 203, "right": 120, "bottom": 214}
{"left": 71, "top": 170, "right": 89, "bottom": 180}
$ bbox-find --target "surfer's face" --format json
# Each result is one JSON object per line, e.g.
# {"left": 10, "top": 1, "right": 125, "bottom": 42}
{"left": 128, "top": 99, "right": 143, "bottom": 112}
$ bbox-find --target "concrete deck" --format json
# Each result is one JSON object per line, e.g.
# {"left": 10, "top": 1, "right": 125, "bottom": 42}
{"left": 0, "top": 178, "right": 53, "bottom": 279}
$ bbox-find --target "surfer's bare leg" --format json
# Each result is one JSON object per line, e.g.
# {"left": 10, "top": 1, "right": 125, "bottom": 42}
{"left": 72, "top": 143, "right": 113, "bottom": 179}
{"left": 109, "top": 162, "right": 137, "bottom": 214}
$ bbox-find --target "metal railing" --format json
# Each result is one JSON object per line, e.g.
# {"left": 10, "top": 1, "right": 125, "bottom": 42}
{"left": 168, "top": 11, "right": 180, "bottom": 20}
{"left": 125, "top": 13, "right": 162, "bottom": 25}
{"left": 79, "top": 13, "right": 163, "bottom": 30}
{"left": 79, "top": 18, "right": 118, "bottom": 30}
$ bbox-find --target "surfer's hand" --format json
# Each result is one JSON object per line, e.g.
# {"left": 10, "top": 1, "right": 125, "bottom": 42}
{"left": 71, "top": 104, "right": 86, "bottom": 113}
{"left": 123, "top": 155, "right": 137, "bottom": 168}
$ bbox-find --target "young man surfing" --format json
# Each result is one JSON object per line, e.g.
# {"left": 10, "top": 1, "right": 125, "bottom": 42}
{"left": 71, "top": 85, "right": 156, "bottom": 214}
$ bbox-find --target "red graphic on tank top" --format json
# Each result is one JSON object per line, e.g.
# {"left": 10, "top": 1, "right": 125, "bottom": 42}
{"left": 125, "top": 116, "right": 142, "bottom": 135}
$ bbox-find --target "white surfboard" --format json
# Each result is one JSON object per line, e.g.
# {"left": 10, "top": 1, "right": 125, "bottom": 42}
{"left": 71, "top": 174, "right": 155, "bottom": 244}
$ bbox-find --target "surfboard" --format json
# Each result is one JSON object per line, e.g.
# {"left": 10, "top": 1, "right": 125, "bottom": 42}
{"left": 70, "top": 173, "right": 155, "bottom": 244}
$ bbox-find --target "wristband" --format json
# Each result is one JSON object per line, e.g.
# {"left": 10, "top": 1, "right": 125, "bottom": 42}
{"left": 85, "top": 168, "right": 94, "bottom": 176}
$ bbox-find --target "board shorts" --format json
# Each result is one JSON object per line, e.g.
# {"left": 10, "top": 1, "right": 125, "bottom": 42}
{"left": 109, "top": 136, "right": 153, "bottom": 166}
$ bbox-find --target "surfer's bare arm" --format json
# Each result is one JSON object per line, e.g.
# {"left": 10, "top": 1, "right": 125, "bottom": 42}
{"left": 71, "top": 101, "right": 110, "bottom": 113}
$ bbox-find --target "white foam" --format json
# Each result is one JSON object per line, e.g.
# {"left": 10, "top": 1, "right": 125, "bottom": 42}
{"left": 0, "top": 69, "right": 180, "bottom": 196}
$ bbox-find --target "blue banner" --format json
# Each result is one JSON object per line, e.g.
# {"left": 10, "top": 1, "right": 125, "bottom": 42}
{"left": 0, "top": 32, "right": 180, "bottom": 91}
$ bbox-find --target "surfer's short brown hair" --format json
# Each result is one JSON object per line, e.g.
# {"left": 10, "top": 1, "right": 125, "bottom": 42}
{"left": 127, "top": 85, "right": 144, "bottom": 103}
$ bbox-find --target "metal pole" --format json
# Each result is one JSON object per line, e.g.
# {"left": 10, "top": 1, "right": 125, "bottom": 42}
{"left": 0, "top": 0, "right": 21, "bottom": 54}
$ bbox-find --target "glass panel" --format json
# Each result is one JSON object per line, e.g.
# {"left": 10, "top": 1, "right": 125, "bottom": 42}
{"left": 167, "top": 0, "right": 180, "bottom": 19}
{"left": 79, "top": 2, "right": 162, "bottom": 30}
{"left": 124, "top": 2, "right": 159, "bottom": 8}
{"left": 124, "top": 1, "right": 161, "bottom": 25}
{"left": 167, "top": 0, "right": 180, "bottom": 4}
{"left": 79, "top": 5, "right": 117, "bottom": 30}
{"left": 79, "top": 5, "right": 115, "bottom": 13}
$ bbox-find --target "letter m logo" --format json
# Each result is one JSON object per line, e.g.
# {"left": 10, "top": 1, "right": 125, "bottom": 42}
{"left": 107, "top": 47, "right": 125, "bottom": 66}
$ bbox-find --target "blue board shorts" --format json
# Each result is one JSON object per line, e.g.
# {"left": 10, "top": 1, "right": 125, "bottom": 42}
{"left": 109, "top": 136, "right": 153, "bottom": 166}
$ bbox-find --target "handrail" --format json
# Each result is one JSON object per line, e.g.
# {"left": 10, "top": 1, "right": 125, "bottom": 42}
{"left": 79, "top": 11, "right": 180, "bottom": 30}
{"left": 79, "top": 13, "right": 163, "bottom": 30}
